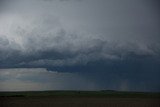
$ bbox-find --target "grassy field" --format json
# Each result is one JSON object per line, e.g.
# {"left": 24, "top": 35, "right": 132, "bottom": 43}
{"left": 0, "top": 91, "right": 160, "bottom": 107}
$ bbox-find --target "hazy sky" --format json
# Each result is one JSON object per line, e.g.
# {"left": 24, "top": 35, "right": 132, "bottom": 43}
{"left": 0, "top": 0, "right": 160, "bottom": 91}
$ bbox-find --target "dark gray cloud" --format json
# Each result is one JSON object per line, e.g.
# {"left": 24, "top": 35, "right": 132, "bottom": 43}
{"left": 59, "top": 0, "right": 83, "bottom": 2}
{"left": 43, "top": 0, "right": 82, "bottom": 2}
{"left": 0, "top": 0, "right": 160, "bottom": 68}
{"left": 0, "top": 0, "right": 7, "bottom": 10}
{"left": 0, "top": 0, "right": 160, "bottom": 92}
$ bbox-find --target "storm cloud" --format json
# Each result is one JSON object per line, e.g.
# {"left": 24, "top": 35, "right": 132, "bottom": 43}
{"left": 0, "top": 0, "right": 160, "bottom": 91}
{"left": 0, "top": 0, "right": 160, "bottom": 68}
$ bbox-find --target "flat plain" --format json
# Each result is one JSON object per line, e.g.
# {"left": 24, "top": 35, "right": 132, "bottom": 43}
{"left": 0, "top": 91, "right": 160, "bottom": 107}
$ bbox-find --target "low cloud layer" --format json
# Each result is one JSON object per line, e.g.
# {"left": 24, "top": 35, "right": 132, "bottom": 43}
{"left": 0, "top": 0, "right": 160, "bottom": 68}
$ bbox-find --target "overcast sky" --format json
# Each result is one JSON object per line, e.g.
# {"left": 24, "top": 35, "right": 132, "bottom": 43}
{"left": 0, "top": 0, "right": 160, "bottom": 92}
